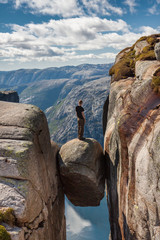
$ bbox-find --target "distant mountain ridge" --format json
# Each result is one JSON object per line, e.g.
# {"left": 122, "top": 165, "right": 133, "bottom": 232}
{"left": 0, "top": 63, "right": 110, "bottom": 86}
{"left": 0, "top": 63, "right": 112, "bottom": 146}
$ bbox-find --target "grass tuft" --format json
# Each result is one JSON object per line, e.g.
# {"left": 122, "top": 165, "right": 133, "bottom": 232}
{"left": 0, "top": 226, "right": 11, "bottom": 240}
{"left": 109, "top": 34, "right": 160, "bottom": 82}
{"left": 109, "top": 49, "right": 135, "bottom": 82}
{"left": 151, "top": 67, "right": 160, "bottom": 94}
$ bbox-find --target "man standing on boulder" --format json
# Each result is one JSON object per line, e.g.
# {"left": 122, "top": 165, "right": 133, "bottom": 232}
{"left": 76, "top": 99, "right": 86, "bottom": 140}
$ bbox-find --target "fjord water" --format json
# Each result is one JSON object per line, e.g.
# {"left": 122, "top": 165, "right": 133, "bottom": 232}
{"left": 65, "top": 196, "right": 110, "bottom": 240}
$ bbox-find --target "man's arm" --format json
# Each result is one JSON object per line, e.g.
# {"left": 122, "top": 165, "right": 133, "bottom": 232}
{"left": 82, "top": 111, "right": 86, "bottom": 123}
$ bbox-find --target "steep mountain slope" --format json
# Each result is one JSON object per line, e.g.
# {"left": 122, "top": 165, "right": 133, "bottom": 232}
{"left": 45, "top": 76, "right": 110, "bottom": 146}
{"left": 0, "top": 63, "right": 111, "bottom": 146}
{"left": 0, "top": 64, "right": 109, "bottom": 86}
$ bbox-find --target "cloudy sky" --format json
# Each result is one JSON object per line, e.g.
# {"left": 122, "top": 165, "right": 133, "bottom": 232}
{"left": 0, "top": 0, "right": 160, "bottom": 70}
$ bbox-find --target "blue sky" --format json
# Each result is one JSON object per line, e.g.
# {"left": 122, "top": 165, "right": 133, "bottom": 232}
{"left": 0, "top": 0, "right": 160, "bottom": 70}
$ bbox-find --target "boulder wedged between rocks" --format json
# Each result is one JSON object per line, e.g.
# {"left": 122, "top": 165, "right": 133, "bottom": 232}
{"left": 59, "top": 138, "right": 105, "bottom": 206}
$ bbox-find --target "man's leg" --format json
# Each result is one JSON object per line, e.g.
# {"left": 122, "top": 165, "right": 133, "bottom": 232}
{"left": 78, "top": 118, "right": 81, "bottom": 139}
{"left": 78, "top": 119, "right": 84, "bottom": 139}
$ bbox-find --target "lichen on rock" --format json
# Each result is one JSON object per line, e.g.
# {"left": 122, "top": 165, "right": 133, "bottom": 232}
{"left": 0, "top": 208, "right": 15, "bottom": 240}
{"left": 109, "top": 48, "right": 135, "bottom": 82}
{"left": 0, "top": 225, "right": 11, "bottom": 240}
{"left": 109, "top": 34, "right": 160, "bottom": 83}
{"left": 0, "top": 208, "right": 15, "bottom": 227}
{"left": 151, "top": 67, "right": 160, "bottom": 93}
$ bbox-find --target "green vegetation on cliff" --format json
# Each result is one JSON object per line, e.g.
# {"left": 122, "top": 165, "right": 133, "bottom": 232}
{"left": 109, "top": 34, "right": 160, "bottom": 82}
{"left": 0, "top": 226, "right": 11, "bottom": 240}
{"left": 0, "top": 208, "right": 15, "bottom": 226}
{"left": 109, "top": 49, "right": 135, "bottom": 82}
{"left": 151, "top": 67, "right": 160, "bottom": 94}
{"left": 0, "top": 208, "right": 15, "bottom": 240}
{"left": 135, "top": 34, "right": 159, "bottom": 61}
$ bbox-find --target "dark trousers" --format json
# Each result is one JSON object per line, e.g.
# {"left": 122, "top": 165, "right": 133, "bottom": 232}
{"left": 78, "top": 118, "right": 84, "bottom": 139}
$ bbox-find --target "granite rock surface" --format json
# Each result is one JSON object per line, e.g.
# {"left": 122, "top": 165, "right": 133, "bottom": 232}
{"left": 0, "top": 101, "right": 66, "bottom": 240}
{"left": 104, "top": 35, "right": 160, "bottom": 239}
{"left": 59, "top": 138, "right": 105, "bottom": 206}
{"left": 0, "top": 91, "right": 19, "bottom": 102}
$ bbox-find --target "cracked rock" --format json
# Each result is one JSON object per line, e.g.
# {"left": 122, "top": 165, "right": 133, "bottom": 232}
{"left": 59, "top": 138, "right": 105, "bottom": 206}
{"left": 0, "top": 101, "right": 66, "bottom": 240}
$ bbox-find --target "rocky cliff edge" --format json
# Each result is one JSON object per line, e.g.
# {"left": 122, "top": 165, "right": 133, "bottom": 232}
{"left": 104, "top": 34, "right": 160, "bottom": 239}
{"left": 0, "top": 101, "right": 66, "bottom": 240}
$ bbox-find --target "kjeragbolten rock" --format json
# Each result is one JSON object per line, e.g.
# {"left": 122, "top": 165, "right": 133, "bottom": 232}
{"left": 59, "top": 138, "right": 105, "bottom": 206}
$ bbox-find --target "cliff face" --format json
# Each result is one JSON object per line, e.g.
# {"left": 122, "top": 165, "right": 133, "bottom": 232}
{"left": 0, "top": 91, "right": 19, "bottom": 102}
{"left": 104, "top": 34, "right": 160, "bottom": 239}
{"left": 0, "top": 101, "right": 66, "bottom": 240}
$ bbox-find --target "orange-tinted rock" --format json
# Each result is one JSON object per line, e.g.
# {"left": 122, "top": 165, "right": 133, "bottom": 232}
{"left": 104, "top": 35, "right": 160, "bottom": 240}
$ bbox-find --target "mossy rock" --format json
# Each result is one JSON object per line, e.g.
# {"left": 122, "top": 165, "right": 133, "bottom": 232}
{"left": 0, "top": 225, "right": 11, "bottom": 240}
{"left": 135, "top": 36, "right": 147, "bottom": 44}
{"left": 154, "top": 67, "right": 160, "bottom": 77}
{"left": 109, "top": 49, "right": 135, "bottom": 82}
{"left": 0, "top": 208, "right": 15, "bottom": 226}
{"left": 135, "top": 34, "right": 160, "bottom": 46}
{"left": 136, "top": 50, "right": 156, "bottom": 61}
{"left": 147, "top": 34, "right": 160, "bottom": 45}
{"left": 135, "top": 36, "right": 157, "bottom": 61}
{"left": 118, "top": 47, "right": 131, "bottom": 55}
{"left": 109, "top": 34, "right": 160, "bottom": 82}
{"left": 0, "top": 212, "right": 3, "bottom": 223}
{"left": 142, "top": 45, "right": 154, "bottom": 53}
{"left": 151, "top": 67, "right": 160, "bottom": 93}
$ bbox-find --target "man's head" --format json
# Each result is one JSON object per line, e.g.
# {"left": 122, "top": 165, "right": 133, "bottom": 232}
{"left": 78, "top": 99, "right": 83, "bottom": 106}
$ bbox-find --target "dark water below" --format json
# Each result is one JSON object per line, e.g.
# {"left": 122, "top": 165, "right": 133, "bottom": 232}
{"left": 65, "top": 195, "right": 110, "bottom": 240}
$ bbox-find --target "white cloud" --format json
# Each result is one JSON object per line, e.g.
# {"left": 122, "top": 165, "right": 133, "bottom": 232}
{"left": 148, "top": 4, "right": 157, "bottom": 15}
{"left": 9, "top": 17, "right": 130, "bottom": 46}
{"left": 148, "top": 2, "right": 160, "bottom": 15}
{"left": 0, "top": 0, "right": 8, "bottom": 3}
{"left": 14, "top": 0, "right": 81, "bottom": 17}
{"left": 124, "top": 0, "right": 137, "bottom": 13}
{"left": 81, "top": 0, "right": 123, "bottom": 16}
{"left": 139, "top": 26, "right": 159, "bottom": 35}
{"left": 0, "top": 17, "right": 159, "bottom": 68}
{"left": 66, "top": 202, "right": 91, "bottom": 235}
{"left": 12, "top": 0, "right": 123, "bottom": 17}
